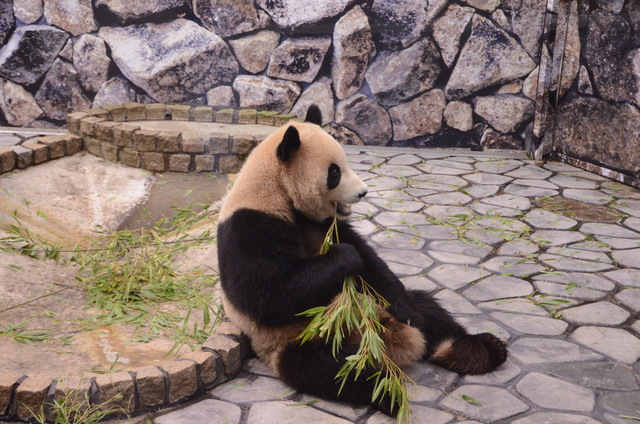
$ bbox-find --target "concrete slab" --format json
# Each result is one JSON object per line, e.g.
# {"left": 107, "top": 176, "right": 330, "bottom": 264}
{"left": 0, "top": 151, "right": 226, "bottom": 382}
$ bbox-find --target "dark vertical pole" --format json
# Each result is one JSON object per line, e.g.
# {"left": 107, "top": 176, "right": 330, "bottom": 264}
{"left": 533, "top": 0, "right": 573, "bottom": 160}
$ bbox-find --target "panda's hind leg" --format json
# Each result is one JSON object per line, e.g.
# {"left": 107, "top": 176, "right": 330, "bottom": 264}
{"left": 407, "top": 289, "right": 507, "bottom": 375}
{"left": 277, "top": 340, "right": 394, "bottom": 415}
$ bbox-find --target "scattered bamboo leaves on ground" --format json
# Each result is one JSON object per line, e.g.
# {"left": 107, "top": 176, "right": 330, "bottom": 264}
{"left": 28, "top": 380, "right": 130, "bottom": 424}
{"left": 1, "top": 202, "right": 223, "bottom": 353}
{"left": 527, "top": 292, "right": 570, "bottom": 319}
{"left": 0, "top": 209, "right": 63, "bottom": 262}
{"left": 297, "top": 211, "right": 413, "bottom": 423}
{"left": 424, "top": 213, "right": 533, "bottom": 246}
{"left": 440, "top": 389, "right": 483, "bottom": 407}
{"left": 287, "top": 400, "right": 320, "bottom": 407}
{"left": 0, "top": 320, "right": 51, "bottom": 344}
{"left": 74, "top": 203, "right": 223, "bottom": 353}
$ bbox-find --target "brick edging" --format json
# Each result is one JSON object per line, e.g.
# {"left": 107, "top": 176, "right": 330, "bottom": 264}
{"left": 67, "top": 103, "right": 300, "bottom": 174}
{"left": 0, "top": 132, "right": 83, "bottom": 175}
{"left": 0, "top": 321, "right": 250, "bottom": 422}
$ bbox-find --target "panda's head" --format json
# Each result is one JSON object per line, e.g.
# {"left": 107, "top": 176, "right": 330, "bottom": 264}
{"left": 276, "top": 105, "right": 368, "bottom": 222}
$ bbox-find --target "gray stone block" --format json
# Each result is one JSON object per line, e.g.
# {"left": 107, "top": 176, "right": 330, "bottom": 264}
{"left": 193, "top": 106, "right": 214, "bottom": 122}
{"left": 438, "top": 384, "right": 529, "bottom": 422}
{"left": 218, "top": 155, "right": 241, "bottom": 174}
{"left": 169, "top": 105, "right": 191, "bottom": 121}
{"left": 93, "top": 121, "right": 121, "bottom": 140}
{"left": 509, "top": 338, "right": 602, "bottom": 364}
{"left": 101, "top": 142, "right": 118, "bottom": 162}
{"left": 570, "top": 326, "right": 640, "bottom": 364}
{"left": 112, "top": 124, "right": 139, "bottom": 148}
{"left": 142, "top": 152, "right": 165, "bottom": 172}
{"left": 156, "top": 131, "right": 181, "bottom": 153}
{"left": 85, "top": 136, "right": 101, "bottom": 156}
{"left": 516, "top": 372, "right": 595, "bottom": 412}
{"left": 209, "top": 133, "right": 230, "bottom": 154}
{"left": 124, "top": 102, "right": 146, "bottom": 121}
{"left": 94, "top": 372, "right": 135, "bottom": 414}
{"left": 202, "top": 334, "right": 242, "bottom": 376}
{"left": 38, "top": 136, "right": 65, "bottom": 159}
{"left": 162, "top": 360, "right": 198, "bottom": 404}
{"left": 211, "top": 376, "right": 292, "bottom": 403}
{"left": 119, "top": 148, "right": 140, "bottom": 168}
{"left": 66, "top": 111, "right": 91, "bottom": 134}
{"left": 21, "top": 141, "right": 48, "bottom": 164}
{"left": 13, "top": 145, "right": 33, "bottom": 168}
{"left": 51, "top": 376, "right": 92, "bottom": 421}
{"left": 231, "top": 136, "right": 256, "bottom": 155}
{"left": 194, "top": 155, "right": 214, "bottom": 172}
{"left": 79, "top": 116, "right": 105, "bottom": 137}
{"left": 15, "top": 376, "right": 53, "bottom": 421}
{"left": 145, "top": 104, "right": 168, "bottom": 120}
{"left": 179, "top": 351, "right": 218, "bottom": 387}
{"left": 135, "top": 366, "right": 165, "bottom": 409}
{"left": 542, "top": 362, "right": 639, "bottom": 391}
{"left": 181, "top": 137, "right": 206, "bottom": 153}
{"left": 64, "top": 134, "right": 84, "bottom": 156}
{"left": 133, "top": 130, "right": 157, "bottom": 151}
{"left": 169, "top": 154, "right": 191, "bottom": 172}
{"left": 237, "top": 109, "right": 257, "bottom": 124}
{"left": 155, "top": 399, "right": 241, "bottom": 424}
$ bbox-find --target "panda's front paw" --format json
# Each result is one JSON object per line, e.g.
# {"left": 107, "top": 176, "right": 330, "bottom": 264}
{"left": 329, "top": 243, "right": 363, "bottom": 276}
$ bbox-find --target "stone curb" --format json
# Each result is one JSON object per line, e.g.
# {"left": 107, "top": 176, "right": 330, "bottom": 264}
{"left": 0, "top": 321, "right": 249, "bottom": 422}
{"left": 0, "top": 132, "right": 83, "bottom": 175}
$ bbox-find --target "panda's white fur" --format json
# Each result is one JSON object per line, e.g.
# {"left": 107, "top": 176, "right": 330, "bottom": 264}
{"left": 220, "top": 120, "right": 367, "bottom": 224}
{"left": 216, "top": 106, "right": 507, "bottom": 414}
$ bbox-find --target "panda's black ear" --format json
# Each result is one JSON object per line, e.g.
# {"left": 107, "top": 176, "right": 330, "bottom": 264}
{"left": 304, "top": 105, "right": 322, "bottom": 126}
{"left": 277, "top": 126, "right": 301, "bottom": 163}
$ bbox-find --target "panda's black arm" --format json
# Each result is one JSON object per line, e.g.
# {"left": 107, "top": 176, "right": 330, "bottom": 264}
{"left": 335, "top": 221, "right": 423, "bottom": 327}
{"left": 224, "top": 246, "right": 363, "bottom": 326}
{"left": 218, "top": 210, "right": 363, "bottom": 326}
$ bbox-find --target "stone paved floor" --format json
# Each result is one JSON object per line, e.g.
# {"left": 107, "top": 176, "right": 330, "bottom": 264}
{"left": 146, "top": 148, "right": 640, "bottom": 424}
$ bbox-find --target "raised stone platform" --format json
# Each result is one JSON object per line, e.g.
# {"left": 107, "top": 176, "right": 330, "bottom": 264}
{"left": 67, "top": 104, "right": 299, "bottom": 174}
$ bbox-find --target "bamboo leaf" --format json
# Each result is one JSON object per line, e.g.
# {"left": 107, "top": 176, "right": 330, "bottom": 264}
{"left": 461, "top": 394, "right": 482, "bottom": 406}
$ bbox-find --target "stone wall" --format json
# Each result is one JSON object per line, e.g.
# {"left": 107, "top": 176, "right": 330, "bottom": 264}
{"left": 0, "top": 0, "right": 549, "bottom": 152}
{"left": 546, "top": 0, "right": 640, "bottom": 183}
{"left": 0, "top": 1, "right": 638, "bottom": 175}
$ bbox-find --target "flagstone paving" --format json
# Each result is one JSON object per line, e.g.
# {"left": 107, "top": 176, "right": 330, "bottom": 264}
{"left": 143, "top": 149, "right": 640, "bottom": 424}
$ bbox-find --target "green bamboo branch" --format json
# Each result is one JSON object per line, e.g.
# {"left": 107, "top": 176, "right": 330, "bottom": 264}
{"left": 297, "top": 210, "right": 413, "bottom": 423}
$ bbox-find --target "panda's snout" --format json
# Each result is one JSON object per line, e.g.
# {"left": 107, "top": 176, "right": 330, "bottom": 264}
{"left": 358, "top": 189, "right": 368, "bottom": 199}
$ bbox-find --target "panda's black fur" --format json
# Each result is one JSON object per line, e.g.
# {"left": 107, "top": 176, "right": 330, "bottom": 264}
{"left": 217, "top": 105, "right": 507, "bottom": 414}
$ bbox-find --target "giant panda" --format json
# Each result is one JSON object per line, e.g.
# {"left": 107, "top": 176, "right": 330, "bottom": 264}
{"left": 217, "top": 105, "right": 507, "bottom": 414}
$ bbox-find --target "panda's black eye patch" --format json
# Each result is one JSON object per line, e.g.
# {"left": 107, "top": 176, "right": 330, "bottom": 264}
{"left": 327, "top": 163, "right": 341, "bottom": 190}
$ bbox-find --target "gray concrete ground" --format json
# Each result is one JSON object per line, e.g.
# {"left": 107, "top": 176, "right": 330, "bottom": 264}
{"left": 1, "top": 126, "right": 640, "bottom": 423}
